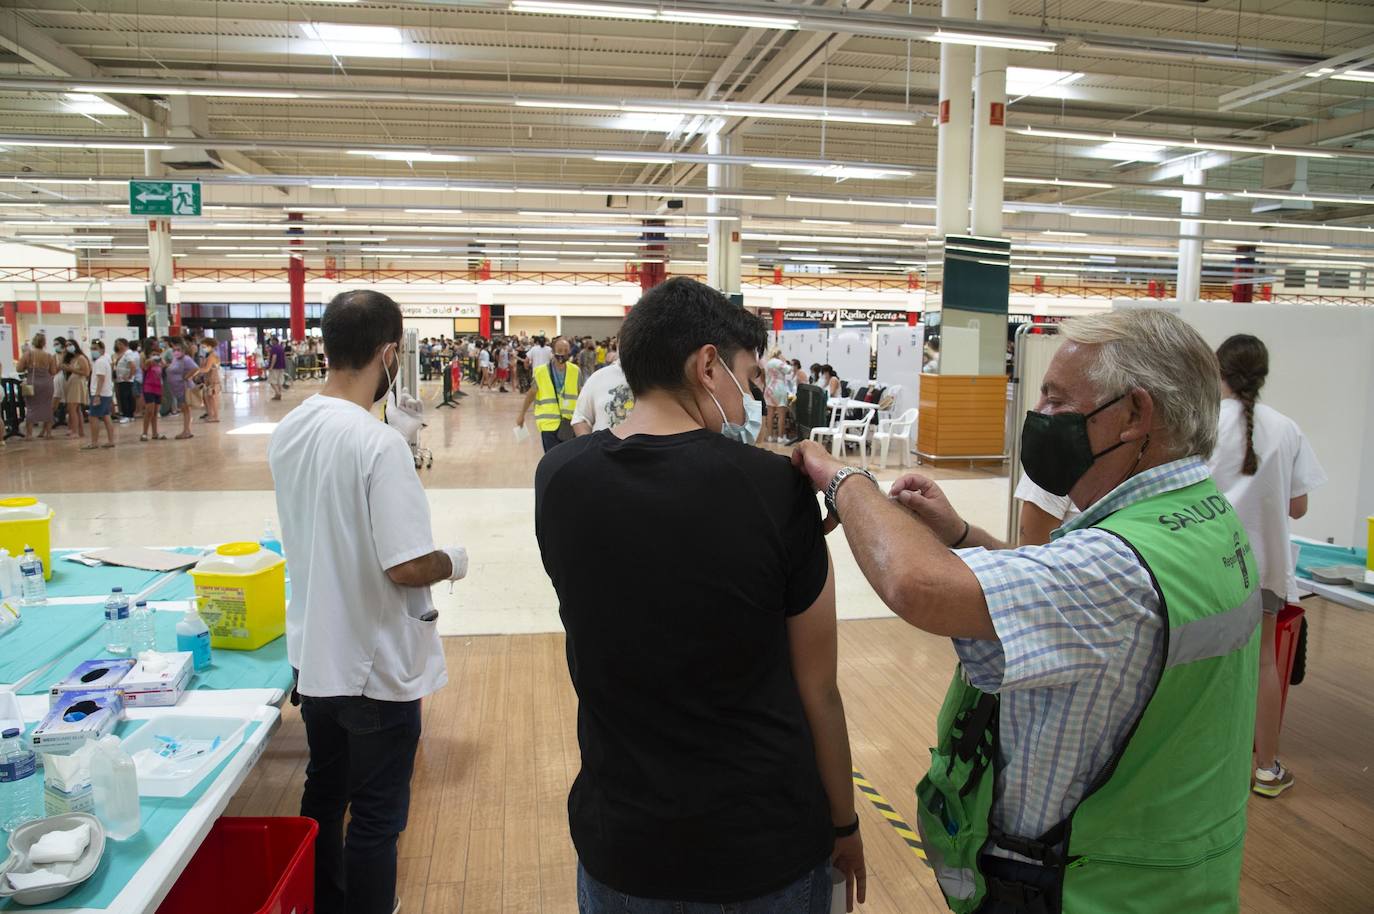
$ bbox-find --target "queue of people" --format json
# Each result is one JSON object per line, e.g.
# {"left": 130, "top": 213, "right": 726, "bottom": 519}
{"left": 14, "top": 331, "right": 239, "bottom": 447}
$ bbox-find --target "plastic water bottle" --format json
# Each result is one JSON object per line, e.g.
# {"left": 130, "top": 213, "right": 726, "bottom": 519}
{"left": 131, "top": 600, "right": 157, "bottom": 655}
{"left": 19, "top": 547, "right": 45, "bottom": 606}
{"left": 91, "top": 736, "right": 140, "bottom": 840}
{"left": 0, "top": 728, "right": 40, "bottom": 832}
{"left": 176, "top": 607, "right": 213, "bottom": 672}
{"left": 104, "top": 587, "right": 131, "bottom": 655}
{"left": 260, "top": 519, "right": 283, "bottom": 556}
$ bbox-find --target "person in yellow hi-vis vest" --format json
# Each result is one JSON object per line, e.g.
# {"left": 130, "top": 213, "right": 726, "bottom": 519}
{"left": 517, "top": 337, "right": 580, "bottom": 453}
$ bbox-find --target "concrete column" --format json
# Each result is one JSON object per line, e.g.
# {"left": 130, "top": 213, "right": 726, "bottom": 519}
{"left": 707, "top": 130, "right": 743, "bottom": 297}
{"left": 1176, "top": 165, "right": 1204, "bottom": 302}
{"left": 142, "top": 121, "right": 174, "bottom": 335}
{"left": 935, "top": 0, "right": 975, "bottom": 237}
{"left": 970, "top": 0, "right": 1008, "bottom": 237}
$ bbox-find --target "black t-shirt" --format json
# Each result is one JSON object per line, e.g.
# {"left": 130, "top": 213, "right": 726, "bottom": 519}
{"left": 534, "top": 429, "right": 833, "bottom": 902}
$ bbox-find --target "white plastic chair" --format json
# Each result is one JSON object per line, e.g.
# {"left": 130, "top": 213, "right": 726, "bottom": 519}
{"left": 872, "top": 408, "right": 918, "bottom": 468}
{"left": 835, "top": 407, "right": 876, "bottom": 463}
{"left": 809, "top": 399, "right": 847, "bottom": 452}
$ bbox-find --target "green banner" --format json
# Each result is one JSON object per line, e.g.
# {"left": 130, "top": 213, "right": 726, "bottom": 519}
{"left": 129, "top": 179, "right": 201, "bottom": 216}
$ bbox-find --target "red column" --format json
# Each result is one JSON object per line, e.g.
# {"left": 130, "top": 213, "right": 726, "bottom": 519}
{"left": 907, "top": 311, "right": 919, "bottom": 327}
{"left": 772, "top": 309, "right": 784, "bottom": 333}
{"left": 288, "top": 212, "right": 306, "bottom": 343}
{"left": 640, "top": 219, "right": 668, "bottom": 293}
{"left": 1231, "top": 245, "right": 1256, "bottom": 303}
{"left": 773, "top": 266, "right": 783, "bottom": 285}
{"left": 479, "top": 304, "right": 492, "bottom": 339}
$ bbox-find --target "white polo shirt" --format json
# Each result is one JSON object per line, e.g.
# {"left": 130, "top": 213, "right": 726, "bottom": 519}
{"left": 268, "top": 394, "right": 447, "bottom": 702}
{"left": 1209, "top": 398, "right": 1327, "bottom": 605}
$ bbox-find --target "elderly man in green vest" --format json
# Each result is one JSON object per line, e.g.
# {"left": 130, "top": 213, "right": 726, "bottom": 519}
{"left": 518, "top": 336, "right": 580, "bottom": 453}
{"left": 793, "top": 308, "right": 1259, "bottom": 914}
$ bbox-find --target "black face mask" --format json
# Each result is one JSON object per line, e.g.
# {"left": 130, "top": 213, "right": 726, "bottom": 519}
{"left": 1019, "top": 394, "right": 1129, "bottom": 497}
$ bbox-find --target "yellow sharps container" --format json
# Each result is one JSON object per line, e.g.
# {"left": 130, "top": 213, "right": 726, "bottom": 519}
{"left": 0, "top": 497, "right": 54, "bottom": 581}
{"left": 189, "top": 542, "right": 287, "bottom": 650}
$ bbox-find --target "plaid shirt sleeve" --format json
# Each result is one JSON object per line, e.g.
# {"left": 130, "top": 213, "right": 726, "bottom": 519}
{"left": 952, "top": 529, "right": 1163, "bottom": 693}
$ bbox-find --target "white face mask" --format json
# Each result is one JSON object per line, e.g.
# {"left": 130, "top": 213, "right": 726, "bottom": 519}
{"left": 707, "top": 359, "right": 764, "bottom": 446}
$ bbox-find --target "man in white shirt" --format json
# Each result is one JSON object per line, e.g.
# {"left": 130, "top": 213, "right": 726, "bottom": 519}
{"left": 113, "top": 338, "right": 140, "bottom": 423}
{"left": 571, "top": 360, "right": 634, "bottom": 434}
{"left": 269, "top": 289, "right": 468, "bottom": 914}
{"left": 529, "top": 336, "right": 554, "bottom": 371}
{"left": 84, "top": 339, "right": 116, "bottom": 449}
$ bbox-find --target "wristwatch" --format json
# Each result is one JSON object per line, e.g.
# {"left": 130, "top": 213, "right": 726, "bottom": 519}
{"left": 824, "top": 466, "right": 878, "bottom": 523}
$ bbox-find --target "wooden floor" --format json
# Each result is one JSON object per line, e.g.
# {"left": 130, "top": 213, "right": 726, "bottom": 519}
{"left": 225, "top": 607, "right": 1374, "bottom": 913}
{"left": 11, "top": 367, "right": 1372, "bottom": 910}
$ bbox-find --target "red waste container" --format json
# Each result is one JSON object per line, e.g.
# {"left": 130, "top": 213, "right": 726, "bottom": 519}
{"left": 1274, "top": 604, "right": 1304, "bottom": 726}
{"left": 158, "top": 817, "right": 317, "bottom": 914}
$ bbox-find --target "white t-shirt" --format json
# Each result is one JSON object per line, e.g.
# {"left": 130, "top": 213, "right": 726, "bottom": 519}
{"left": 115, "top": 350, "right": 139, "bottom": 383}
{"left": 529, "top": 345, "right": 554, "bottom": 370}
{"left": 1013, "top": 473, "right": 1080, "bottom": 527}
{"left": 89, "top": 354, "right": 113, "bottom": 398}
{"left": 571, "top": 362, "right": 634, "bottom": 432}
{"left": 478, "top": 348, "right": 492, "bottom": 368}
{"left": 1208, "top": 398, "right": 1327, "bottom": 605}
{"left": 268, "top": 395, "right": 447, "bottom": 702}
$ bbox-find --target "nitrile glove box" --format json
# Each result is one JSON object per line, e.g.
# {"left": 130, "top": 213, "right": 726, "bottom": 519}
{"left": 32, "top": 689, "right": 124, "bottom": 754}
{"left": 48, "top": 659, "right": 136, "bottom": 706}
{"left": 119, "top": 652, "right": 194, "bottom": 708}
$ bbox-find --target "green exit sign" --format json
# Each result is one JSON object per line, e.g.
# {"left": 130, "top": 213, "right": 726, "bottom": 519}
{"left": 129, "top": 179, "right": 201, "bottom": 216}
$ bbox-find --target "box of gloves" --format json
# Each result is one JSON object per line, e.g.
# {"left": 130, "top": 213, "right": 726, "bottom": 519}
{"left": 31, "top": 689, "right": 124, "bottom": 754}
{"left": 48, "top": 659, "right": 136, "bottom": 706}
{"left": 118, "top": 652, "right": 194, "bottom": 708}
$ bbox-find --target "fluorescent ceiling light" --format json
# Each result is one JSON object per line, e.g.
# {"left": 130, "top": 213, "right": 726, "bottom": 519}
{"left": 801, "top": 218, "right": 852, "bottom": 226}
{"left": 404, "top": 208, "right": 464, "bottom": 214}
{"left": 2, "top": 140, "right": 172, "bottom": 150}
{"left": 786, "top": 194, "right": 933, "bottom": 209}
{"left": 510, "top": 2, "right": 797, "bottom": 30}
{"left": 1005, "top": 176, "right": 1113, "bottom": 189}
{"left": 594, "top": 154, "right": 676, "bottom": 164}
{"left": 753, "top": 163, "right": 914, "bottom": 180}
{"left": 0, "top": 202, "right": 46, "bottom": 207}
{"left": 1212, "top": 239, "right": 1333, "bottom": 250}
{"left": 61, "top": 93, "right": 129, "bottom": 116}
{"left": 929, "top": 31, "right": 1057, "bottom": 52}
{"left": 1233, "top": 190, "right": 1374, "bottom": 206}
{"left": 1018, "top": 126, "right": 1337, "bottom": 160}
{"left": 1042, "top": 230, "right": 1087, "bottom": 236}
{"left": 1005, "top": 67, "right": 1083, "bottom": 98}
{"left": 900, "top": 223, "right": 937, "bottom": 230}
{"left": 74, "top": 84, "right": 303, "bottom": 99}
{"left": 300, "top": 23, "right": 402, "bottom": 44}
{"left": 284, "top": 206, "right": 347, "bottom": 212}
{"left": 347, "top": 150, "right": 473, "bottom": 163}
{"left": 1330, "top": 70, "right": 1374, "bottom": 83}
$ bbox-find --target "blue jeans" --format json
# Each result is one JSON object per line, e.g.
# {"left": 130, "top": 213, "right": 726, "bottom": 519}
{"left": 577, "top": 861, "right": 832, "bottom": 914}
{"left": 300, "top": 694, "right": 422, "bottom": 914}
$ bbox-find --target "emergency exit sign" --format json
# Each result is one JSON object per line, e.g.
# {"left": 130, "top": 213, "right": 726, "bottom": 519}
{"left": 129, "top": 179, "right": 201, "bottom": 216}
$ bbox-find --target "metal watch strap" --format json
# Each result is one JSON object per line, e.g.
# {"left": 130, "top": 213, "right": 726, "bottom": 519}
{"left": 825, "top": 466, "right": 878, "bottom": 522}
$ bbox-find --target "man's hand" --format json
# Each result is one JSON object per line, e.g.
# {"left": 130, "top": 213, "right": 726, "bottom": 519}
{"left": 889, "top": 473, "right": 965, "bottom": 546}
{"left": 515, "top": 413, "right": 525, "bottom": 428}
{"left": 832, "top": 830, "right": 867, "bottom": 912}
{"left": 791, "top": 440, "right": 846, "bottom": 532}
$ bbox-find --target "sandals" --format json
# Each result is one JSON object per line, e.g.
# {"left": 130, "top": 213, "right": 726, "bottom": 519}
{"left": 175, "top": 432, "right": 194, "bottom": 440}
{"left": 80, "top": 444, "right": 98, "bottom": 451}
{"left": 100, "top": 443, "right": 115, "bottom": 449}
{"left": 140, "top": 434, "right": 149, "bottom": 442}
{"left": 155, "top": 434, "right": 168, "bottom": 440}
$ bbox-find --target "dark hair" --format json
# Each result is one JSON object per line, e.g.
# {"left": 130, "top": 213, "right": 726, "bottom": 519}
{"left": 619, "top": 277, "right": 766, "bottom": 395}
{"left": 322, "top": 289, "right": 403, "bottom": 371}
{"left": 1216, "top": 334, "right": 1268, "bottom": 476}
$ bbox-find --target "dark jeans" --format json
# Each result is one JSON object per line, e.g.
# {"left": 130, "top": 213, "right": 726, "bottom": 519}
{"left": 114, "top": 381, "right": 135, "bottom": 418}
{"left": 577, "top": 862, "right": 833, "bottom": 914}
{"left": 541, "top": 430, "right": 565, "bottom": 453}
{"left": 300, "top": 694, "right": 423, "bottom": 914}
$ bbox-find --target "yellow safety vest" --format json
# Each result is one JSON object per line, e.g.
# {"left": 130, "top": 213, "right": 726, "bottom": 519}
{"left": 533, "top": 362, "right": 580, "bottom": 431}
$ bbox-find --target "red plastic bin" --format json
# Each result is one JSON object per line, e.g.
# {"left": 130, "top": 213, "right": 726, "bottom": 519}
{"left": 1275, "top": 604, "right": 1304, "bottom": 726}
{"left": 158, "top": 817, "right": 318, "bottom": 914}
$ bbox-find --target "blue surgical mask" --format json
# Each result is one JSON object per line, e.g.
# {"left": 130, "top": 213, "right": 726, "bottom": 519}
{"left": 709, "top": 361, "right": 763, "bottom": 445}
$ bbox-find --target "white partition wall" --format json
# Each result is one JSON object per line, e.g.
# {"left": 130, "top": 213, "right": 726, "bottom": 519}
{"left": 1116, "top": 300, "right": 1374, "bottom": 547}
{"left": 778, "top": 329, "right": 829, "bottom": 370}
{"left": 829, "top": 328, "right": 871, "bottom": 382}
{"left": 875, "top": 323, "right": 923, "bottom": 417}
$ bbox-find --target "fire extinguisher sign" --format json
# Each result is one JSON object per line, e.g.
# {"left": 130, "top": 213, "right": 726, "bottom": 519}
{"left": 990, "top": 102, "right": 1005, "bottom": 126}
{"left": 939, "top": 99, "right": 950, "bottom": 124}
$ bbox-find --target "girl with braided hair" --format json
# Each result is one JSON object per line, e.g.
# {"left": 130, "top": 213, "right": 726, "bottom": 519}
{"left": 1208, "top": 333, "right": 1327, "bottom": 799}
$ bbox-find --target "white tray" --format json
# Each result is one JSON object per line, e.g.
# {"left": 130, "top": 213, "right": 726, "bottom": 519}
{"left": 119, "top": 714, "right": 249, "bottom": 798}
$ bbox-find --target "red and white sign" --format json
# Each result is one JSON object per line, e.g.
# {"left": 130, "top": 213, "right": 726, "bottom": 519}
{"left": 989, "top": 102, "right": 1005, "bottom": 127}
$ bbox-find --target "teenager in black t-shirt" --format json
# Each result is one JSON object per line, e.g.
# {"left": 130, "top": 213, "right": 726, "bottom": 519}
{"left": 535, "top": 277, "right": 866, "bottom": 913}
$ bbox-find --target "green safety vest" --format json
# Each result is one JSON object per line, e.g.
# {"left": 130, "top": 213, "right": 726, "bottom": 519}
{"left": 532, "top": 362, "right": 579, "bottom": 432}
{"left": 916, "top": 477, "right": 1260, "bottom": 914}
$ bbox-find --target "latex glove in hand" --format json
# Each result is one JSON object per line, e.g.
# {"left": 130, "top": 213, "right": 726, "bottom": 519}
{"left": 442, "top": 546, "right": 469, "bottom": 581}
{"left": 385, "top": 389, "right": 425, "bottom": 445}
{"left": 889, "top": 473, "right": 965, "bottom": 546}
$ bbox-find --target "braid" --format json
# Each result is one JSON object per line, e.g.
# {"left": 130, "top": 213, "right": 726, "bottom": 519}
{"left": 1239, "top": 392, "right": 1259, "bottom": 475}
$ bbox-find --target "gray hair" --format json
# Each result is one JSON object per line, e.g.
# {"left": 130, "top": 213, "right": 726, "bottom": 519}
{"left": 1060, "top": 309, "right": 1219, "bottom": 459}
